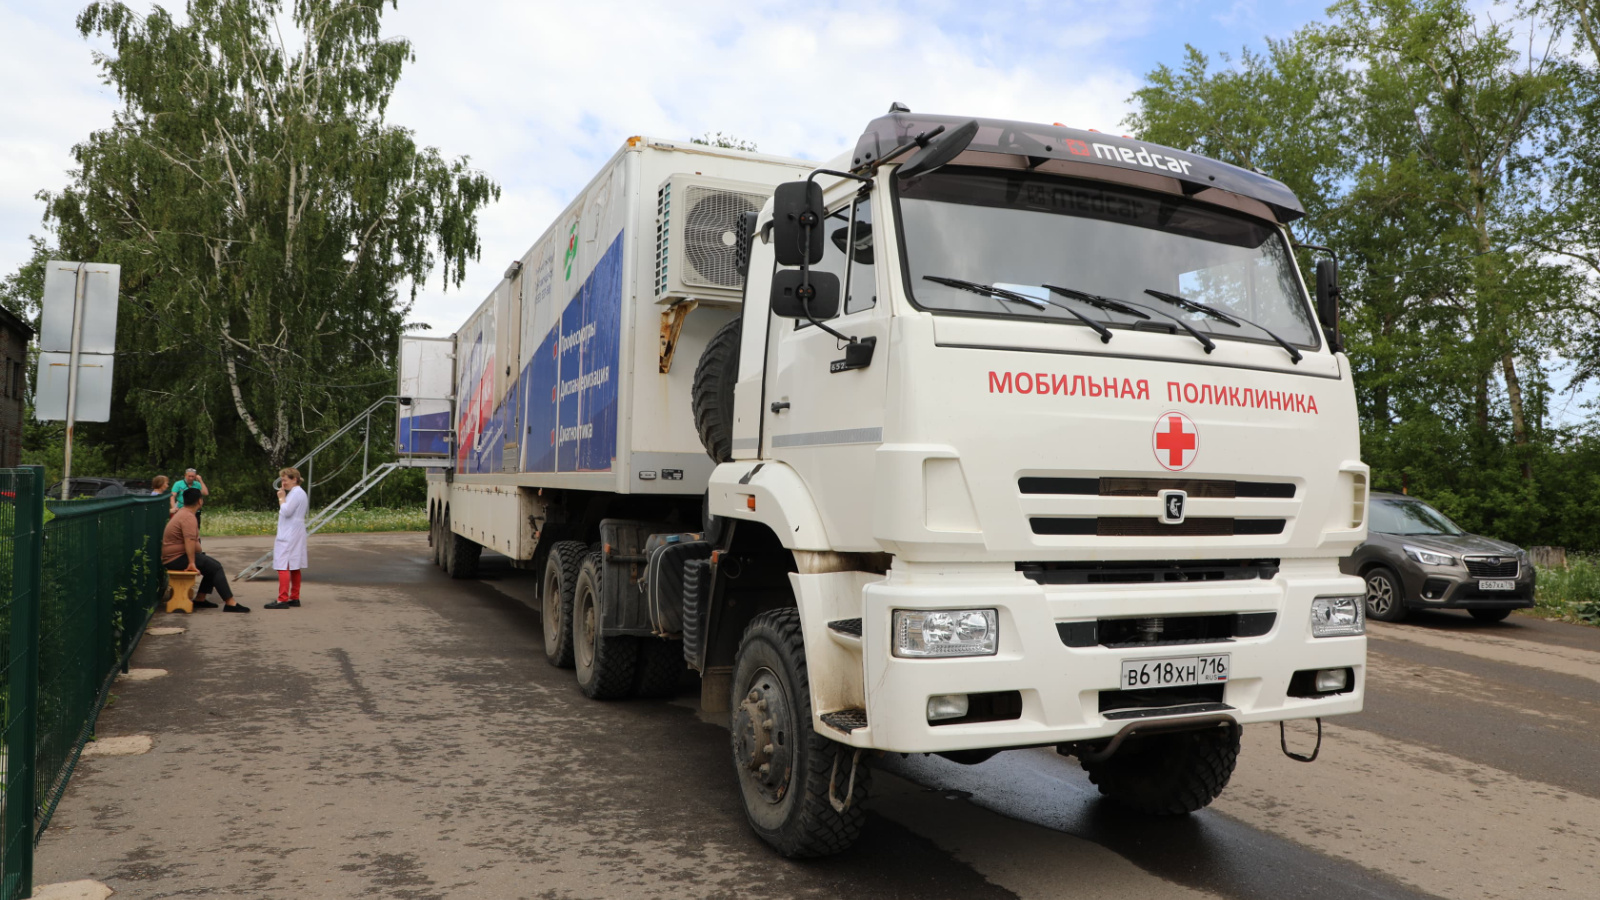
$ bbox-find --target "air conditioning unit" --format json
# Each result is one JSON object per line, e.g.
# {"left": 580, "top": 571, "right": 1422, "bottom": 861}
{"left": 655, "top": 175, "right": 771, "bottom": 306}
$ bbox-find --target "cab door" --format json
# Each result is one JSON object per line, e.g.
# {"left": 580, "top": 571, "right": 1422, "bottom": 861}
{"left": 765, "top": 190, "right": 888, "bottom": 551}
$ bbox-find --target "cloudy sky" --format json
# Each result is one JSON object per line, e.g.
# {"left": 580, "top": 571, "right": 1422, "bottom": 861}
{"left": 0, "top": 0, "right": 1335, "bottom": 332}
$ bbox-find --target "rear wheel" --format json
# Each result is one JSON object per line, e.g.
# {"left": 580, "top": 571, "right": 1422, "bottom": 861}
{"left": 1080, "top": 725, "right": 1240, "bottom": 815}
{"left": 732, "top": 608, "right": 869, "bottom": 857}
{"left": 1364, "top": 566, "right": 1408, "bottom": 622}
{"left": 1470, "top": 608, "right": 1512, "bottom": 623}
{"left": 542, "top": 541, "right": 587, "bottom": 668}
{"left": 447, "top": 530, "right": 480, "bottom": 579}
{"left": 573, "top": 552, "right": 639, "bottom": 700}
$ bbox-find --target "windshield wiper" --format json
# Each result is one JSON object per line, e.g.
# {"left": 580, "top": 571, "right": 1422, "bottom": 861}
{"left": 1143, "top": 289, "right": 1303, "bottom": 364}
{"left": 1045, "top": 284, "right": 1214, "bottom": 354}
{"left": 923, "top": 276, "right": 1112, "bottom": 343}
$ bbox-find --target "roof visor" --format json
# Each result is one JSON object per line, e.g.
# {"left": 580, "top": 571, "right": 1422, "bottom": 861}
{"left": 851, "top": 113, "right": 1306, "bottom": 223}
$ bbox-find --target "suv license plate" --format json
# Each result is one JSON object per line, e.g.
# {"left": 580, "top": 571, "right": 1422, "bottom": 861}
{"left": 1121, "top": 654, "right": 1230, "bottom": 690}
{"left": 1479, "top": 580, "right": 1516, "bottom": 591}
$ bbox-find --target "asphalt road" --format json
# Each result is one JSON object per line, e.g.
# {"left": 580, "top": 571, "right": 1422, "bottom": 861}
{"left": 35, "top": 533, "right": 1600, "bottom": 899}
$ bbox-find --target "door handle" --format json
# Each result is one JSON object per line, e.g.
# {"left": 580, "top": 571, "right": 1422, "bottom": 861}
{"left": 770, "top": 401, "right": 790, "bottom": 413}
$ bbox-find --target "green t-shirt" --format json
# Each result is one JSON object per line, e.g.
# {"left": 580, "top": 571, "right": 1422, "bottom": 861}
{"left": 171, "top": 479, "right": 202, "bottom": 502}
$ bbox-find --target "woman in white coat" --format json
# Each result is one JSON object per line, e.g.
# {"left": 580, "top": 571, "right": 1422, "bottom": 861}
{"left": 267, "top": 467, "right": 309, "bottom": 610}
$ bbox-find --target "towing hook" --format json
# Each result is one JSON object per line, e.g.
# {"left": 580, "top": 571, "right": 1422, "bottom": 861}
{"left": 1280, "top": 718, "right": 1323, "bottom": 763}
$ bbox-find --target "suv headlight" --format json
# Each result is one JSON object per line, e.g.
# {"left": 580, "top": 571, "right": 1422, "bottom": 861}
{"left": 893, "top": 609, "right": 998, "bottom": 658}
{"left": 1403, "top": 544, "right": 1457, "bottom": 567}
{"left": 1311, "top": 594, "right": 1365, "bottom": 637}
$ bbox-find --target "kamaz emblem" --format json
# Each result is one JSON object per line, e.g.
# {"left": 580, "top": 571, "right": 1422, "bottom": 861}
{"left": 1158, "top": 489, "right": 1187, "bottom": 525}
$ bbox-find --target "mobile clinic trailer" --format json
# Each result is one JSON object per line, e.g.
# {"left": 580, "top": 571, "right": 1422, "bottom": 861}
{"left": 400, "top": 110, "right": 1369, "bottom": 857}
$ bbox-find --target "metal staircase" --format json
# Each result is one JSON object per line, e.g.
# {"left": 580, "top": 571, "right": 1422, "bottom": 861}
{"left": 238, "top": 396, "right": 440, "bottom": 581}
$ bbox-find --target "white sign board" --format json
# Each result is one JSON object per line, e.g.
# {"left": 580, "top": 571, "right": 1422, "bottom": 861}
{"left": 39, "top": 261, "right": 120, "bottom": 353}
{"left": 34, "top": 352, "right": 114, "bottom": 422}
{"left": 35, "top": 261, "right": 120, "bottom": 423}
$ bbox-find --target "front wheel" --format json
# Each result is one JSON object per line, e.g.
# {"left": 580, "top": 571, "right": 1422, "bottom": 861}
{"left": 1364, "top": 566, "right": 1408, "bottom": 622}
{"left": 1470, "top": 608, "right": 1512, "bottom": 623}
{"left": 1080, "top": 724, "right": 1240, "bottom": 815}
{"left": 731, "top": 608, "right": 869, "bottom": 857}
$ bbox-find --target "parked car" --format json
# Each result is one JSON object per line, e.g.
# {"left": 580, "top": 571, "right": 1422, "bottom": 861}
{"left": 45, "top": 477, "right": 150, "bottom": 499}
{"left": 1340, "top": 492, "right": 1535, "bottom": 623}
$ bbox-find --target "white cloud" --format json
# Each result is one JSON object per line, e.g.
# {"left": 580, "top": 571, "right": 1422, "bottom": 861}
{"left": 0, "top": 0, "right": 1154, "bottom": 333}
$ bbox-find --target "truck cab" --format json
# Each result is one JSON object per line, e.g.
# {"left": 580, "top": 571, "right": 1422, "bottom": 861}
{"left": 695, "top": 112, "right": 1367, "bottom": 853}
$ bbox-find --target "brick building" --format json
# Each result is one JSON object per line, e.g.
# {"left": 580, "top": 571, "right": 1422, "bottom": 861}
{"left": 0, "top": 305, "right": 33, "bottom": 467}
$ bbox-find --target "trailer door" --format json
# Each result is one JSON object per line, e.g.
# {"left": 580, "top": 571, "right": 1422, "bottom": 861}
{"left": 398, "top": 335, "right": 455, "bottom": 457}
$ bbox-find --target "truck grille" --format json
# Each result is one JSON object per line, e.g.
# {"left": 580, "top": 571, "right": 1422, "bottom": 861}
{"left": 1057, "top": 612, "right": 1277, "bottom": 648}
{"left": 1464, "top": 556, "right": 1519, "bottom": 578}
{"left": 1030, "top": 517, "right": 1285, "bottom": 537}
{"left": 1019, "top": 476, "right": 1295, "bottom": 498}
{"left": 1019, "top": 558, "right": 1280, "bottom": 585}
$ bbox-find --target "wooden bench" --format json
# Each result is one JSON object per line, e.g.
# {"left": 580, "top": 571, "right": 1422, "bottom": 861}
{"left": 164, "top": 570, "right": 200, "bottom": 614}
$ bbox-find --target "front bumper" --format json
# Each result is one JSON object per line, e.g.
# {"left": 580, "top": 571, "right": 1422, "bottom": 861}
{"left": 1403, "top": 564, "right": 1535, "bottom": 610}
{"left": 830, "top": 559, "right": 1365, "bottom": 753}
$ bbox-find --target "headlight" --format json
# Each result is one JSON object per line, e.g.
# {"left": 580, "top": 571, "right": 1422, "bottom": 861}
{"left": 1403, "top": 544, "right": 1457, "bottom": 567}
{"left": 1311, "top": 594, "right": 1365, "bottom": 637}
{"left": 893, "top": 609, "right": 998, "bottom": 658}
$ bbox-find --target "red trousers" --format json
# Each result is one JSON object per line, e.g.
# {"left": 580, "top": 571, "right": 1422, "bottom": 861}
{"left": 277, "top": 569, "right": 302, "bottom": 603}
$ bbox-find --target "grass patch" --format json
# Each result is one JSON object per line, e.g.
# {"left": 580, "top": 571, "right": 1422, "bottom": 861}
{"left": 1530, "top": 554, "right": 1600, "bottom": 626}
{"left": 202, "top": 506, "right": 426, "bottom": 536}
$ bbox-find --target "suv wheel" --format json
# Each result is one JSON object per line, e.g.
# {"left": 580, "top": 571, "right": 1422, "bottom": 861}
{"left": 1364, "top": 566, "right": 1408, "bottom": 622}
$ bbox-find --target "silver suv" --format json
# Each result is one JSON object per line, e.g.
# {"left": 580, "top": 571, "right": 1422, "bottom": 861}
{"left": 1339, "top": 493, "right": 1535, "bottom": 623}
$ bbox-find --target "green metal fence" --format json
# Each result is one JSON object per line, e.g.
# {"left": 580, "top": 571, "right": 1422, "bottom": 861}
{"left": 0, "top": 467, "right": 168, "bottom": 900}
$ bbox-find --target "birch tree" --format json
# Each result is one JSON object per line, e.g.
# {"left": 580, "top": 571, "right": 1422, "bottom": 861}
{"left": 44, "top": 0, "right": 498, "bottom": 469}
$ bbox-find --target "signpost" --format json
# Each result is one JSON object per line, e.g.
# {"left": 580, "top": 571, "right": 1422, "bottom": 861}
{"left": 35, "top": 261, "right": 120, "bottom": 500}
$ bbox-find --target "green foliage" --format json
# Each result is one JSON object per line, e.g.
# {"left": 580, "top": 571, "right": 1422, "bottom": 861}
{"left": 40, "top": 0, "right": 498, "bottom": 479}
{"left": 201, "top": 503, "right": 424, "bottom": 535}
{"left": 1534, "top": 555, "right": 1600, "bottom": 623}
{"left": 1129, "top": 0, "right": 1600, "bottom": 550}
{"left": 691, "top": 131, "right": 758, "bottom": 152}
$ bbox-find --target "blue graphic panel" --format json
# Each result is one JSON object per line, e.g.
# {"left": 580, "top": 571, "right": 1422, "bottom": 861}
{"left": 556, "top": 236, "right": 623, "bottom": 473}
{"left": 521, "top": 330, "right": 560, "bottom": 474}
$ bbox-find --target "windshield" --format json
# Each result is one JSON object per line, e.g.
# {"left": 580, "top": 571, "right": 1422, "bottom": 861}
{"left": 1369, "top": 498, "right": 1466, "bottom": 536}
{"left": 895, "top": 167, "right": 1320, "bottom": 349}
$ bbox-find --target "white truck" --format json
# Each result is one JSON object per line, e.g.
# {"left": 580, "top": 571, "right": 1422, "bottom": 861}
{"left": 402, "top": 108, "right": 1369, "bottom": 857}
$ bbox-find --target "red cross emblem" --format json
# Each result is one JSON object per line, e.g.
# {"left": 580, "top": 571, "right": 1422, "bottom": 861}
{"left": 1152, "top": 412, "right": 1198, "bottom": 471}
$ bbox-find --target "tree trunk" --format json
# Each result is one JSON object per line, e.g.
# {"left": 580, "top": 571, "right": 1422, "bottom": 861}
{"left": 1501, "top": 352, "right": 1533, "bottom": 480}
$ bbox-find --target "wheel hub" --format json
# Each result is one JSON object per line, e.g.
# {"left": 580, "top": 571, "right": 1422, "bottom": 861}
{"left": 732, "top": 667, "right": 792, "bottom": 803}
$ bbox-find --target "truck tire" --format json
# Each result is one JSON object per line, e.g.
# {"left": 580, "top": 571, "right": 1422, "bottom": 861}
{"left": 447, "top": 531, "right": 481, "bottom": 579}
{"left": 731, "top": 607, "right": 869, "bottom": 857}
{"left": 1080, "top": 725, "right": 1240, "bottom": 816}
{"left": 573, "top": 551, "right": 639, "bottom": 700}
{"left": 692, "top": 317, "right": 741, "bottom": 463}
{"left": 430, "top": 514, "right": 444, "bottom": 567}
{"left": 634, "top": 638, "right": 686, "bottom": 699}
{"left": 1364, "top": 565, "right": 1407, "bottom": 622}
{"left": 542, "top": 541, "right": 587, "bottom": 668}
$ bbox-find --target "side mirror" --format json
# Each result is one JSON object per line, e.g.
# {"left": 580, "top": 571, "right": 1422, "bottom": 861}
{"left": 1315, "top": 257, "right": 1342, "bottom": 352}
{"left": 772, "top": 181, "right": 825, "bottom": 267}
{"left": 770, "top": 270, "right": 840, "bottom": 320}
{"left": 896, "top": 119, "right": 980, "bottom": 180}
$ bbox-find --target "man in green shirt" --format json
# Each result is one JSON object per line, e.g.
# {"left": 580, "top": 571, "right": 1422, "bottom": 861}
{"left": 169, "top": 468, "right": 209, "bottom": 527}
